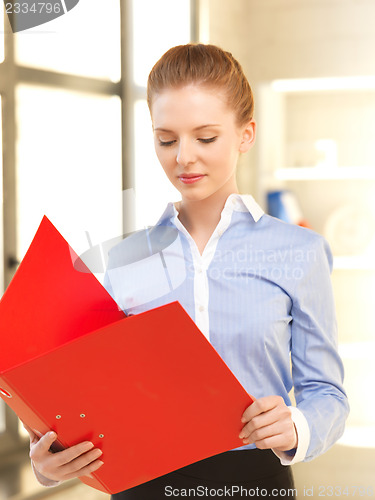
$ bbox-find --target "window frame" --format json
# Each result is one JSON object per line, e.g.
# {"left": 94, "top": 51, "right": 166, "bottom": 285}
{"left": 0, "top": 0, "right": 198, "bottom": 460}
{"left": 0, "top": 1, "right": 123, "bottom": 459}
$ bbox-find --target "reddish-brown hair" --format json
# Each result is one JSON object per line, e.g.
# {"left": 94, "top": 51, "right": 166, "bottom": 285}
{"left": 147, "top": 43, "right": 254, "bottom": 127}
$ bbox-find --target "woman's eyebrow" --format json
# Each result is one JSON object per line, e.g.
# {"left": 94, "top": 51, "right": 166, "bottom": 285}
{"left": 193, "top": 124, "right": 221, "bottom": 131}
{"left": 154, "top": 124, "right": 221, "bottom": 132}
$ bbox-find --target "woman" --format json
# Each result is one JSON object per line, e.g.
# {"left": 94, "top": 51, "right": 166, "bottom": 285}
{"left": 26, "top": 43, "right": 349, "bottom": 498}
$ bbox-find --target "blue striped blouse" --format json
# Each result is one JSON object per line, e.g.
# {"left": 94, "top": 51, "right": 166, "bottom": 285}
{"left": 104, "top": 193, "right": 349, "bottom": 463}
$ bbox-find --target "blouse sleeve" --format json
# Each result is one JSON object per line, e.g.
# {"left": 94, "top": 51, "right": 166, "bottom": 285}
{"left": 289, "top": 234, "right": 350, "bottom": 461}
{"left": 31, "top": 461, "right": 61, "bottom": 487}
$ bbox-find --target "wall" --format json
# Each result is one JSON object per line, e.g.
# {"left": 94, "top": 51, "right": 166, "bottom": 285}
{"left": 206, "top": 1, "right": 375, "bottom": 497}
{"left": 206, "top": 0, "right": 375, "bottom": 192}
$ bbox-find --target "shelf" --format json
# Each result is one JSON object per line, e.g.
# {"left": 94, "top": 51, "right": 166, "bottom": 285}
{"left": 271, "top": 76, "right": 375, "bottom": 93}
{"left": 273, "top": 166, "right": 375, "bottom": 181}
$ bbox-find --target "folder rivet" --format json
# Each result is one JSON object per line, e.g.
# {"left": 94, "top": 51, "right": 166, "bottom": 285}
{"left": 99, "top": 434, "right": 104, "bottom": 438}
{"left": 56, "top": 415, "right": 61, "bottom": 419}
{"left": 80, "top": 414, "right": 86, "bottom": 418}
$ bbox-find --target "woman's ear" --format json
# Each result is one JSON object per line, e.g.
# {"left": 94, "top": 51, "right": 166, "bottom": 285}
{"left": 239, "top": 120, "right": 256, "bottom": 153}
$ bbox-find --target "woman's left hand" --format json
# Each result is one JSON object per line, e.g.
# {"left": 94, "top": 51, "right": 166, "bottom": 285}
{"left": 239, "top": 395, "right": 298, "bottom": 452}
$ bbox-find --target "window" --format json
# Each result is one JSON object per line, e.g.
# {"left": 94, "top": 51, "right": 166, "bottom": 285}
{"left": 130, "top": 0, "right": 193, "bottom": 228}
{"left": 15, "top": 85, "right": 122, "bottom": 266}
{"left": 15, "top": 0, "right": 121, "bottom": 81}
{"left": 0, "top": 0, "right": 122, "bottom": 456}
{"left": 0, "top": 0, "right": 196, "bottom": 458}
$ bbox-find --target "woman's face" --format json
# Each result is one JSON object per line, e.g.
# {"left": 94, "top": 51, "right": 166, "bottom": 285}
{"left": 151, "top": 85, "right": 255, "bottom": 204}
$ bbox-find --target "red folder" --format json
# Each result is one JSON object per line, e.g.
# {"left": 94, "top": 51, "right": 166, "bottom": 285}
{"left": 0, "top": 217, "right": 253, "bottom": 494}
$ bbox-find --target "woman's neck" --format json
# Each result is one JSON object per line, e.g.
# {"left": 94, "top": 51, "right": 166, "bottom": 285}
{"left": 176, "top": 188, "right": 239, "bottom": 253}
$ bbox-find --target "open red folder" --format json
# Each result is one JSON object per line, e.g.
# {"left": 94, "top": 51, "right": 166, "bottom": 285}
{"left": 0, "top": 217, "right": 253, "bottom": 494}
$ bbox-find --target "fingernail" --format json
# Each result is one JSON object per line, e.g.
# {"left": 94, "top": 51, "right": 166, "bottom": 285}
{"left": 49, "top": 432, "right": 56, "bottom": 439}
{"left": 94, "top": 449, "right": 103, "bottom": 457}
{"left": 98, "top": 461, "right": 104, "bottom": 466}
{"left": 239, "top": 433, "right": 244, "bottom": 439}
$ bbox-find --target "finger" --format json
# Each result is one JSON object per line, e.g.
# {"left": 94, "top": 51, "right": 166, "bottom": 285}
{"left": 50, "top": 441, "right": 95, "bottom": 467}
{"left": 252, "top": 432, "right": 295, "bottom": 451}
{"left": 32, "top": 442, "right": 100, "bottom": 482}
{"left": 241, "top": 396, "right": 283, "bottom": 423}
{"left": 65, "top": 459, "right": 104, "bottom": 481}
{"left": 58, "top": 448, "right": 103, "bottom": 476}
{"left": 239, "top": 405, "right": 288, "bottom": 439}
{"left": 243, "top": 421, "right": 283, "bottom": 444}
{"left": 246, "top": 418, "right": 297, "bottom": 451}
{"left": 30, "top": 432, "right": 58, "bottom": 460}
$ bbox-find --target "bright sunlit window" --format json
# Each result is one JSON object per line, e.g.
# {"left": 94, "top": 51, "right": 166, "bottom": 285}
{"left": 14, "top": 0, "right": 121, "bottom": 81}
{"left": 1, "top": 1, "right": 122, "bottom": 452}
{"left": 16, "top": 85, "right": 122, "bottom": 282}
{"left": 132, "top": 0, "right": 191, "bottom": 228}
{"left": 132, "top": 0, "right": 191, "bottom": 88}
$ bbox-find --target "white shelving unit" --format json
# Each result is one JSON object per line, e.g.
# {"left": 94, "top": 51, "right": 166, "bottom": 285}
{"left": 256, "top": 77, "right": 375, "bottom": 448}
{"left": 274, "top": 166, "right": 375, "bottom": 181}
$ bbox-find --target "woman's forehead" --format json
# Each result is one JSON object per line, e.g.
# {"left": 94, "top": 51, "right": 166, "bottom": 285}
{"left": 151, "top": 85, "right": 232, "bottom": 125}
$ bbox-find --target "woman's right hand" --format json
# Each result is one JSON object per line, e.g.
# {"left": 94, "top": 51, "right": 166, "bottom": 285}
{"left": 23, "top": 423, "right": 104, "bottom": 483}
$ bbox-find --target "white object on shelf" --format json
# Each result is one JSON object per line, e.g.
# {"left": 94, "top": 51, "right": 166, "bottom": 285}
{"left": 315, "top": 139, "right": 338, "bottom": 169}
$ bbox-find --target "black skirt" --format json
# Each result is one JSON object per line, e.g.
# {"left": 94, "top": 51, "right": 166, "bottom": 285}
{"left": 111, "top": 449, "right": 295, "bottom": 499}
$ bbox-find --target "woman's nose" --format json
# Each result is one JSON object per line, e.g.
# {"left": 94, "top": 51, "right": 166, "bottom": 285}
{"left": 176, "top": 140, "right": 196, "bottom": 166}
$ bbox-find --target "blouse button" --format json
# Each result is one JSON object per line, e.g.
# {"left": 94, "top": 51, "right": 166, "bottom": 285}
{"left": 199, "top": 305, "right": 205, "bottom": 312}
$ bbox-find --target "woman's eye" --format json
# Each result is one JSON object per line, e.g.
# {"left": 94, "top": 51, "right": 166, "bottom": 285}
{"left": 198, "top": 136, "right": 218, "bottom": 144}
{"left": 159, "top": 139, "right": 176, "bottom": 147}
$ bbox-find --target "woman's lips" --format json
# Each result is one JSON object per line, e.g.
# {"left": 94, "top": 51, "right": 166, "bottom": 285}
{"left": 178, "top": 174, "right": 206, "bottom": 184}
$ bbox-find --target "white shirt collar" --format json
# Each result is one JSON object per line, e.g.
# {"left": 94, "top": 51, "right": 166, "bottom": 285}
{"left": 224, "top": 193, "right": 264, "bottom": 222}
{"left": 155, "top": 194, "right": 264, "bottom": 226}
